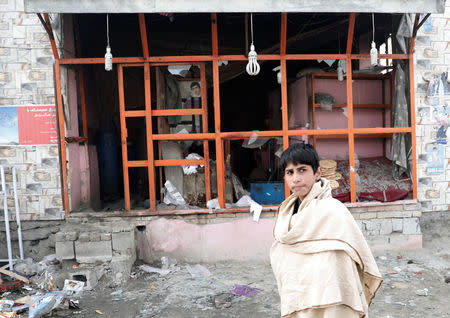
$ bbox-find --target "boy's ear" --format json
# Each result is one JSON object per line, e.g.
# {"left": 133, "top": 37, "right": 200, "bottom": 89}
{"left": 316, "top": 166, "right": 322, "bottom": 180}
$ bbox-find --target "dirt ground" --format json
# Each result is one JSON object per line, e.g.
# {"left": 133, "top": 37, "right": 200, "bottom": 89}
{"left": 70, "top": 216, "right": 449, "bottom": 318}
{"left": 2, "top": 215, "right": 449, "bottom": 318}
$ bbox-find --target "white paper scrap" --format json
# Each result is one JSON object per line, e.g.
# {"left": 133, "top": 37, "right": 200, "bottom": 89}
{"left": 251, "top": 202, "right": 262, "bottom": 222}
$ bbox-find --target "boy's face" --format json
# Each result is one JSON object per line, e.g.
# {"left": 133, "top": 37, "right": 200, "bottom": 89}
{"left": 191, "top": 85, "right": 201, "bottom": 97}
{"left": 284, "top": 162, "right": 321, "bottom": 201}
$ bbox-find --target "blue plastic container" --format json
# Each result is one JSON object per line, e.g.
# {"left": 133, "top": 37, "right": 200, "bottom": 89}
{"left": 97, "top": 130, "right": 121, "bottom": 199}
{"left": 250, "top": 182, "right": 284, "bottom": 205}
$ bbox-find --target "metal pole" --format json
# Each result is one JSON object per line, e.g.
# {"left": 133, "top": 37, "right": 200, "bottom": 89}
{"left": 1, "top": 166, "right": 14, "bottom": 270}
{"left": 12, "top": 167, "right": 24, "bottom": 260}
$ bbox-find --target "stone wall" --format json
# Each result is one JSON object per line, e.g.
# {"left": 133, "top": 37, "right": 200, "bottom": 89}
{"left": 414, "top": 4, "right": 450, "bottom": 212}
{"left": 0, "top": 220, "right": 64, "bottom": 260}
{"left": 0, "top": 0, "right": 64, "bottom": 220}
{"left": 50, "top": 202, "right": 422, "bottom": 264}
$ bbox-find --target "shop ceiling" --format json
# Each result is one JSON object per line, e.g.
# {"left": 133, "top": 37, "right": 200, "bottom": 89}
{"left": 25, "top": 0, "right": 444, "bottom": 13}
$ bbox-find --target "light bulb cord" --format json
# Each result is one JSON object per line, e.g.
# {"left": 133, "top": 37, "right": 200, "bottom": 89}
{"left": 107, "top": 14, "right": 110, "bottom": 47}
{"left": 372, "top": 13, "right": 375, "bottom": 43}
{"left": 250, "top": 13, "right": 254, "bottom": 45}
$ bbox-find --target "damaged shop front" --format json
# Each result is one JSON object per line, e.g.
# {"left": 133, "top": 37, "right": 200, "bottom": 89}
{"left": 7, "top": 0, "right": 442, "bottom": 262}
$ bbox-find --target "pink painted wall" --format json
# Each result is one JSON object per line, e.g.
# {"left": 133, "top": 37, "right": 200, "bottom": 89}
{"left": 139, "top": 217, "right": 275, "bottom": 262}
{"left": 64, "top": 14, "right": 91, "bottom": 211}
{"left": 288, "top": 76, "right": 391, "bottom": 160}
{"left": 288, "top": 77, "right": 308, "bottom": 128}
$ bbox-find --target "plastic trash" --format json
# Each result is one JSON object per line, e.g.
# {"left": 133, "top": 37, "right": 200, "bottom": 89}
{"left": 14, "top": 258, "right": 43, "bottom": 277}
{"left": 229, "top": 284, "right": 262, "bottom": 297}
{"left": 206, "top": 198, "right": 231, "bottom": 210}
{"left": 161, "top": 256, "right": 177, "bottom": 271}
{"left": 235, "top": 195, "right": 262, "bottom": 222}
{"left": 163, "top": 181, "right": 186, "bottom": 206}
{"left": 14, "top": 295, "right": 30, "bottom": 305}
{"left": 0, "top": 299, "right": 14, "bottom": 312}
{"left": 185, "top": 264, "right": 211, "bottom": 279}
{"left": 206, "top": 198, "right": 220, "bottom": 210}
{"left": 63, "top": 279, "right": 85, "bottom": 294}
{"left": 12, "top": 304, "right": 28, "bottom": 314}
{"left": 34, "top": 271, "right": 54, "bottom": 291}
{"left": 182, "top": 153, "right": 204, "bottom": 175}
{"left": 28, "top": 292, "right": 65, "bottom": 318}
{"left": 110, "top": 290, "right": 123, "bottom": 296}
{"left": 138, "top": 265, "right": 170, "bottom": 276}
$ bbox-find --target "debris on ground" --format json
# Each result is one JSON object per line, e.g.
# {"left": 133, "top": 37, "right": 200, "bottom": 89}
{"left": 138, "top": 256, "right": 178, "bottom": 276}
{"left": 185, "top": 264, "right": 211, "bottom": 279}
{"left": 229, "top": 285, "right": 262, "bottom": 297}
{"left": 1, "top": 218, "right": 448, "bottom": 318}
{"left": 213, "top": 293, "right": 233, "bottom": 309}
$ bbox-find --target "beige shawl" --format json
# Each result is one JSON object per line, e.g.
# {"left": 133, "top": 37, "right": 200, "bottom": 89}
{"left": 270, "top": 178, "right": 382, "bottom": 317}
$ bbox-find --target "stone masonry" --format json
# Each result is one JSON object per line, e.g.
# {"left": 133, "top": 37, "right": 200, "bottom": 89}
{"left": 414, "top": 5, "right": 450, "bottom": 213}
{"left": 0, "top": 0, "right": 63, "bottom": 220}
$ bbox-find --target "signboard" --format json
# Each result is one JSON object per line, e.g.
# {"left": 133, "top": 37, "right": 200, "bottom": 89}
{"left": 0, "top": 105, "right": 57, "bottom": 145}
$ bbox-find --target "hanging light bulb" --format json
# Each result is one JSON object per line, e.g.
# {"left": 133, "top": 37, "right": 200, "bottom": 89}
{"left": 337, "top": 60, "right": 344, "bottom": 81}
{"left": 246, "top": 14, "right": 260, "bottom": 76}
{"left": 105, "top": 14, "right": 113, "bottom": 71}
{"left": 370, "top": 13, "right": 378, "bottom": 67}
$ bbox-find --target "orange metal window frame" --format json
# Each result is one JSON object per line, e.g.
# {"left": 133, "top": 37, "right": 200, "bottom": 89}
{"left": 40, "top": 12, "right": 420, "bottom": 214}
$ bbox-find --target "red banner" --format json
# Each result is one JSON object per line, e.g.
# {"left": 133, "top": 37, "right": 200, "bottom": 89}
{"left": 17, "top": 106, "right": 57, "bottom": 145}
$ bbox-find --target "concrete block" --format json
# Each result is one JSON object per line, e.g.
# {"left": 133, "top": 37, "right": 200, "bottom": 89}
{"left": 69, "top": 268, "right": 104, "bottom": 290}
{"left": 112, "top": 231, "right": 135, "bottom": 256}
{"left": 379, "top": 219, "right": 393, "bottom": 235}
{"left": 89, "top": 232, "right": 101, "bottom": 242}
{"left": 54, "top": 232, "right": 65, "bottom": 242}
{"left": 100, "top": 233, "right": 111, "bottom": 241}
{"left": 377, "top": 211, "right": 402, "bottom": 218}
{"left": 403, "top": 203, "right": 421, "bottom": 211}
{"left": 110, "top": 255, "right": 135, "bottom": 279}
{"left": 358, "top": 212, "right": 377, "bottom": 219}
{"left": 65, "top": 231, "right": 78, "bottom": 241}
{"left": 56, "top": 241, "right": 75, "bottom": 260}
{"left": 367, "top": 204, "right": 401, "bottom": 212}
{"left": 78, "top": 232, "right": 90, "bottom": 242}
{"left": 392, "top": 219, "right": 403, "bottom": 232}
{"left": 75, "top": 240, "right": 112, "bottom": 263}
{"left": 403, "top": 218, "right": 421, "bottom": 235}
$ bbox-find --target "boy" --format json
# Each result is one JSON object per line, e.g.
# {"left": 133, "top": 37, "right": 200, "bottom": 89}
{"left": 270, "top": 143, "right": 382, "bottom": 318}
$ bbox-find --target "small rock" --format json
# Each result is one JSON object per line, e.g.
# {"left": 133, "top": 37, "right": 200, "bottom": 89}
{"left": 415, "top": 288, "right": 429, "bottom": 296}
{"left": 407, "top": 260, "right": 414, "bottom": 264}
{"left": 445, "top": 277, "right": 450, "bottom": 284}
{"left": 213, "top": 293, "right": 232, "bottom": 309}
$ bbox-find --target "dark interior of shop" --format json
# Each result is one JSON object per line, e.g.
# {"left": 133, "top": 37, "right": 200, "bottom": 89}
{"left": 68, "top": 13, "right": 411, "bottom": 210}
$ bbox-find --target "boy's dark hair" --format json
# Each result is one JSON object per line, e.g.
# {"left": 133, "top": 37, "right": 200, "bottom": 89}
{"left": 280, "top": 143, "right": 320, "bottom": 173}
{"left": 190, "top": 81, "right": 200, "bottom": 89}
